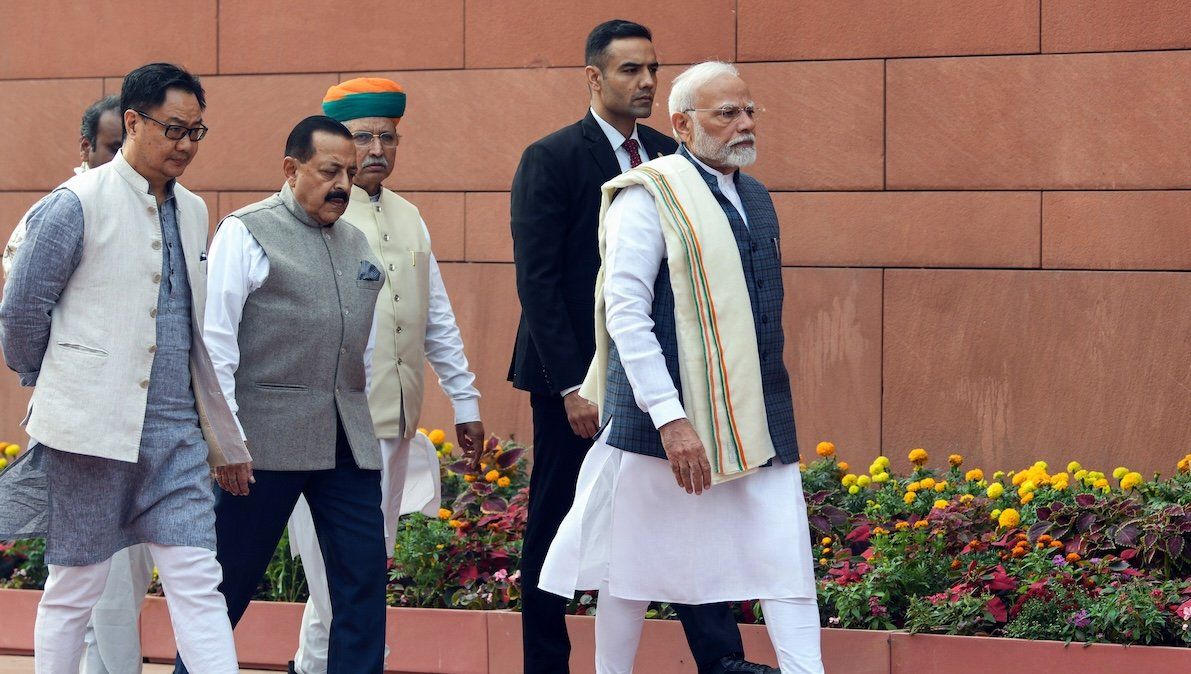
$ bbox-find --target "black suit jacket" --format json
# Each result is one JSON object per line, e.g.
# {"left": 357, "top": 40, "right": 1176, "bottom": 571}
{"left": 508, "top": 111, "right": 679, "bottom": 394}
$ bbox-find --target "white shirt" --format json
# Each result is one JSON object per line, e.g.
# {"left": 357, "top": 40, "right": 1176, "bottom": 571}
{"left": 601, "top": 150, "right": 747, "bottom": 429}
{"left": 204, "top": 214, "right": 479, "bottom": 439}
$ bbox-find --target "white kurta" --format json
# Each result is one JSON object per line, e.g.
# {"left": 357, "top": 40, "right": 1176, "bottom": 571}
{"left": 539, "top": 167, "right": 816, "bottom": 604}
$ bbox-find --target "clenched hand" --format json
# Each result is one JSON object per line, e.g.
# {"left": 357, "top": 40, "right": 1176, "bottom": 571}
{"left": 563, "top": 390, "right": 600, "bottom": 439}
{"left": 659, "top": 418, "right": 712, "bottom": 495}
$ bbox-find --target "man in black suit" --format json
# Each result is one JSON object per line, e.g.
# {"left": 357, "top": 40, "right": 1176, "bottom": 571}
{"left": 509, "top": 19, "right": 776, "bottom": 674}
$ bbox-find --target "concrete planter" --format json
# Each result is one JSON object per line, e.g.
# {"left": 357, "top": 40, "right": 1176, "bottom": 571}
{"left": 1, "top": 589, "right": 1186, "bottom": 672}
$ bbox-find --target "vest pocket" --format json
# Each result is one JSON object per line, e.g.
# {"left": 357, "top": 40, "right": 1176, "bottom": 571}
{"left": 255, "top": 382, "right": 309, "bottom": 392}
{"left": 56, "top": 342, "right": 109, "bottom": 358}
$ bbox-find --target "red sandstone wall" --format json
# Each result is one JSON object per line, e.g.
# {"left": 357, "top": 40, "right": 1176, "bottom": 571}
{"left": 0, "top": 1, "right": 1188, "bottom": 476}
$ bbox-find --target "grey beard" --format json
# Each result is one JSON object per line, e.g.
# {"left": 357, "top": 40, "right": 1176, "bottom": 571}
{"left": 691, "top": 125, "right": 757, "bottom": 169}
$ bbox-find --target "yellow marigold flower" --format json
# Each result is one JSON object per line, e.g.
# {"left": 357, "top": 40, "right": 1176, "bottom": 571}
{"left": 1120, "top": 471, "right": 1143, "bottom": 490}
{"left": 416, "top": 427, "right": 428, "bottom": 436}
{"left": 2, "top": 444, "right": 18, "bottom": 458}
{"left": 1051, "top": 477, "right": 1069, "bottom": 491}
{"left": 998, "top": 508, "right": 1021, "bottom": 529}
{"left": 1067, "top": 461, "right": 1081, "bottom": 473}
{"left": 990, "top": 509, "right": 1002, "bottom": 520}
{"left": 1033, "top": 461, "right": 1048, "bottom": 471}
{"left": 837, "top": 461, "right": 850, "bottom": 472}
{"left": 875, "top": 455, "right": 891, "bottom": 469}
{"left": 497, "top": 476, "right": 512, "bottom": 488}
{"left": 848, "top": 485, "right": 861, "bottom": 495}
{"left": 0, "top": 457, "right": 7, "bottom": 470}
{"left": 906, "top": 481, "right": 921, "bottom": 493}
{"left": 895, "top": 521, "right": 910, "bottom": 531}
{"left": 448, "top": 519, "right": 463, "bottom": 529}
{"left": 993, "top": 470, "right": 1005, "bottom": 480}
{"left": 819, "top": 558, "right": 829, "bottom": 566}
{"left": 1088, "top": 471, "right": 1105, "bottom": 481}
{"left": 960, "top": 494, "right": 975, "bottom": 504}
{"left": 987, "top": 483, "right": 1004, "bottom": 499}
{"left": 856, "top": 475, "right": 872, "bottom": 488}
{"left": 816, "top": 441, "right": 836, "bottom": 457}
{"left": 463, "top": 474, "right": 477, "bottom": 483}
{"left": 903, "top": 492, "right": 917, "bottom": 505}
{"left": 1020, "top": 492, "right": 1035, "bottom": 505}
{"left": 438, "top": 508, "right": 451, "bottom": 520}
{"left": 1074, "top": 469, "right": 1088, "bottom": 481}
{"left": 435, "top": 544, "right": 444, "bottom": 550}
{"left": 965, "top": 468, "right": 984, "bottom": 482}
{"left": 933, "top": 499, "right": 949, "bottom": 509}
{"left": 1112, "top": 466, "right": 1129, "bottom": 480}
{"left": 822, "top": 547, "right": 832, "bottom": 554}
{"left": 1011, "top": 472, "right": 1028, "bottom": 486}
{"left": 485, "top": 469, "right": 500, "bottom": 482}
{"left": 920, "top": 477, "right": 936, "bottom": 490}
{"left": 1020, "top": 480, "right": 1036, "bottom": 494}
{"left": 914, "top": 519, "right": 930, "bottom": 529}
{"left": 872, "top": 526, "right": 889, "bottom": 536}
{"left": 1177, "top": 454, "right": 1190, "bottom": 473}
{"left": 908, "top": 448, "right": 929, "bottom": 465}
{"left": 1093, "top": 478, "right": 1109, "bottom": 489}
{"left": 872, "top": 472, "right": 890, "bottom": 483}
{"left": 443, "top": 442, "right": 454, "bottom": 452}
{"left": 427, "top": 429, "right": 447, "bottom": 445}
{"left": 821, "top": 537, "right": 833, "bottom": 546}
{"left": 949, "top": 454, "right": 964, "bottom": 467}
{"left": 842, "top": 474, "right": 858, "bottom": 487}
{"left": 480, "top": 462, "right": 487, "bottom": 470}
{"left": 934, "top": 482, "right": 947, "bottom": 493}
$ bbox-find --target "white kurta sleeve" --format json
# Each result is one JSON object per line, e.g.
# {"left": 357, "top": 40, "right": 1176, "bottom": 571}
{"left": 603, "top": 185, "right": 686, "bottom": 429}
{"left": 420, "top": 218, "right": 481, "bottom": 424}
{"left": 203, "top": 215, "right": 269, "bottom": 440}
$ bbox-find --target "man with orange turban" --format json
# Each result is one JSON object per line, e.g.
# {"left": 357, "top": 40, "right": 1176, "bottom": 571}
{"left": 284, "top": 77, "right": 486, "bottom": 674}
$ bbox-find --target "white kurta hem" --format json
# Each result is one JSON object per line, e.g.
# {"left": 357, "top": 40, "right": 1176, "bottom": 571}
{"left": 540, "top": 425, "right": 817, "bottom": 605}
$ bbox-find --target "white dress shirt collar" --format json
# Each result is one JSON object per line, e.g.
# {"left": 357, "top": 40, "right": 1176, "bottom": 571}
{"left": 590, "top": 107, "right": 642, "bottom": 150}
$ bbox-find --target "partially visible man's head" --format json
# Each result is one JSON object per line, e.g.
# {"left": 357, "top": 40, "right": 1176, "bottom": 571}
{"left": 79, "top": 95, "right": 121, "bottom": 168}
{"left": 283, "top": 116, "right": 357, "bottom": 226}
{"left": 669, "top": 62, "right": 757, "bottom": 172}
{"left": 584, "top": 19, "right": 658, "bottom": 121}
{"left": 119, "top": 63, "right": 207, "bottom": 183}
{"left": 322, "top": 78, "right": 408, "bottom": 196}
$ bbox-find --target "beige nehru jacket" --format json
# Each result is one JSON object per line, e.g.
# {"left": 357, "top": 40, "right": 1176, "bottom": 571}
{"left": 22, "top": 151, "right": 248, "bottom": 466}
{"left": 342, "top": 185, "right": 430, "bottom": 439}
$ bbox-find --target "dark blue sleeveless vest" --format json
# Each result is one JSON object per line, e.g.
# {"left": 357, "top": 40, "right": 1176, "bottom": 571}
{"left": 602, "top": 147, "right": 799, "bottom": 465}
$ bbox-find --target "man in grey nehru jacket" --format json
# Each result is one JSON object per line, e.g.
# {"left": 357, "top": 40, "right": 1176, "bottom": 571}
{"left": 180, "top": 115, "right": 387, "bottom": 674}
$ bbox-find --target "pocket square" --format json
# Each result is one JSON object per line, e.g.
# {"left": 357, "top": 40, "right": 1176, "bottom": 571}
{"left": 357, "top": 260, "right": 382, "bottom": 281}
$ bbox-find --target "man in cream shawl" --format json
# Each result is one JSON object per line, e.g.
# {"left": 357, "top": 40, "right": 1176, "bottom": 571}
{"left": 539, "top": 62, "right": 824, "bottom": 674}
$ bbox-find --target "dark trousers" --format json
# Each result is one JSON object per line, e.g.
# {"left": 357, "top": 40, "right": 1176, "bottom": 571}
{"left": 175, "top": 426, "right": 386, "bottom": 674}
{"left": 520, "top": 394, "right": 743, "bottom": 673}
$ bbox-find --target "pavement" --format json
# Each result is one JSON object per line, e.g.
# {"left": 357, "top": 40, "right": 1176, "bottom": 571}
{"left": 0, "top": 656, "right": 276, "bottom": 672}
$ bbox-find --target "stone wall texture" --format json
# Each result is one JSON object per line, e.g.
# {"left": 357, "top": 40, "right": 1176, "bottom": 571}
{"left": 1, "top": 1, "right": 1188, "bottom": 476}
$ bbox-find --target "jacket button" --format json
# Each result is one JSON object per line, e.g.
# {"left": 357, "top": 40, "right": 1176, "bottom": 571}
{"left": 393, "top": 294, "right": 400, "bottom": 302}
{"left": 139, "top": 379, "right": 150, "bottom": 389}
{"left": 152, "top": 273, "right": 161, "bottom": 284}
{"left": 383, "top": 234, "right": 390, "bottom": 241}
{"left": 149, "top": 308, "right": 157, "bottom": 318}
{"left": 335, "top": 387, "right": 341, "bottom": 394}
{"left": 151, "top": 240, "right": 162, "bottom": 250}
{"left": 324, "top": 232, "right": 331, "bottom": 239}
{"left": 148, "top": 345, "right": 157, "bottom": 353}
{"left": 340, "top": 347, "right": 346, "bottom": 354}
{"left": 147, "top": 206, "right": 156, "bottom": 215}
{"left": 397, "top": 358, "right": 403, "bottom": 365}
{"left": 336, "top": 270, "right": 342, "bottom": 276}
{"left": 388, "top": 263, "right": 395, "bottom": 271}
{"left": 343, "top": 309, "right": 349, "bottom": 316}
{"left": 396, "top": 326, "right": 403, "bottom": 333}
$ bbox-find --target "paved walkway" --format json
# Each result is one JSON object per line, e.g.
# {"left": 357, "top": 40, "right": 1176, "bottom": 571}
{"left": 0, "top": 656, "right": 276, "bottom": 673}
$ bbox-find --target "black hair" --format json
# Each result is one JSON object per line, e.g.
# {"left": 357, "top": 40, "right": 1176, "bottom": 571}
{"left": 120, "top": 63, "right": 206, "bottom": 120}
{"left": 285, "top": 115, "right": 353, "bottom": 162}
{"left": 585, "top": 19, "right": 652, "bottom": 70}
{"left": 80, "top": 95, "right": 120, "bottom": 147}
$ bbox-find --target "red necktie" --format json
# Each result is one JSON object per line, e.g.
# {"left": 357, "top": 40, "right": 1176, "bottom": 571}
{"left": 623, "top": 138, "right": 642, "bottom": 168}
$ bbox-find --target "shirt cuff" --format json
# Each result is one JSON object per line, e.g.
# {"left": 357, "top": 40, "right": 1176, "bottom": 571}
{"left": 452, "top": 397, "right": 481, "bottom": 425}
{"left": 560, "top": 385, "right": 582, "bottom": 397}
{"left": 648, "top": 399, "right": 687, "bottom": 430}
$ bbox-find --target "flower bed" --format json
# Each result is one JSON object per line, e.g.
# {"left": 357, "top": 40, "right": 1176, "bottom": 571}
{"left": 2, "top": 435, "right": 1189, "bottom": 650}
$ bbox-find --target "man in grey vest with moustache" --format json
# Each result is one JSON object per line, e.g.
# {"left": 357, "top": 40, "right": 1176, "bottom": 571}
{"left": 175, "top": 116, "right": 387, "bottom": 674}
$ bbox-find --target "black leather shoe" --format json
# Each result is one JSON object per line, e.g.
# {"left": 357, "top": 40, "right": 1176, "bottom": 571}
{"left": 708, "top": 655, "right": 780, "bottom": 673}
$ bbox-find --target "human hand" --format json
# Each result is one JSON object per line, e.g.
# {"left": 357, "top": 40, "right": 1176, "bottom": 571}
{"left": 456, "top": 421, "right": 486, "bottom": 471}
{"left": 659, "top": 419, "right": 712, "bottom": 495}
{"left": 563, "top": 390, "right": 600, "bottom": 439}
{"left": 215, "top": 461, "right": 255, "bottom": 496}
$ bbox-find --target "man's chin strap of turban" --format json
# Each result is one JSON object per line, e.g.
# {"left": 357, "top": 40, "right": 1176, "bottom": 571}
{"left": 322, "top": 77, "right": 406, "bottom": 123}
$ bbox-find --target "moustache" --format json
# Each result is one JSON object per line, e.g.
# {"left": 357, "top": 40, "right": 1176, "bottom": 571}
{"left": 729, "top": 133, "right": 756, "bottom": 147}
{"left": 361, "top": 157, "right": 389, "bottom": 170}
{"left": 325, "top": 189, "right": 349, "bottom": 203}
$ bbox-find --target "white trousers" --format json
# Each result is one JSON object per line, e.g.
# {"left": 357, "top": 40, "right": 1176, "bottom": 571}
{"left": 594, "top": 581, "right": 824, "bottom": 674}
{"left": 79, "top": 544, "right": 154, "bottom": 674}
{"left": 291, "top": 434, "right": 442, "bottom": 674}
{"left": 35, "top": 544, "right": 238, "bottom": 674}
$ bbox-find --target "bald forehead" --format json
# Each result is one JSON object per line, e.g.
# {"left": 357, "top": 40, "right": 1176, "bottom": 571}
{"left": 695, "top": 75, "right": 752, "bottom": 108}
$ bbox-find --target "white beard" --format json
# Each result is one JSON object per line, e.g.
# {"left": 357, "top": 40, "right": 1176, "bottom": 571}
{"left": 691, "top": 123, "right": 757, "bottom": 169}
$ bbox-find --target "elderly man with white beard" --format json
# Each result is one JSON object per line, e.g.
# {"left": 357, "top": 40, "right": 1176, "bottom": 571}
{"left": 538, "top": 61, "right": 824, "bottom": 673}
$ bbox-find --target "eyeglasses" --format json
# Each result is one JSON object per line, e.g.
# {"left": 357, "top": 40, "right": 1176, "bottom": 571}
{"left": 682, "top": 105, "right": 760, "bottom": 123}
{"left": 133, "top": 110, "right": 209, "bottom": 141}
{"left": 352, "top": 131, "right": 399, "bottom": 148}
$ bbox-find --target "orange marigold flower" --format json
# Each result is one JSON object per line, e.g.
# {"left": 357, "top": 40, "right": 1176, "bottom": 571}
{"left": 948, "top": 454, "right": 964, "bottom": 467}
{"left": 965, "top": 468, "right": 984, "bottom": 482}
{"left": 1050, "top": 540, "right": 1064, "bottom": 549}
{"left": 1038, "top": 534, "right": 1052, "bottom": 544}
{"left": 914, "top": 519, "right": 929, "bottom": 529}
{"left": 815, "top": 441, "right": 836, "bottom": 457}
{"left": 837, "top": 461, "right": 850, "bottom": 472}
{"left": 895, "top": 521, "right": 910, "bottom": 531}
{"left": 485, "top": 469, "right": 500, "bottom": 482}
{"left": 1066, "top": 552, "right": 1081, "bottom": 563}
{"left": 998, "top": 508, "right": 1021, "bottom": 529}
{"left": 908, "top": 448, "right": 929, "bottom": 465}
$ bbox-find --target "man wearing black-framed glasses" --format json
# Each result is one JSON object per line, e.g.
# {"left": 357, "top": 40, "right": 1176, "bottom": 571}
{"left": 0, "top": 62, "right": 247, "bottom": 673}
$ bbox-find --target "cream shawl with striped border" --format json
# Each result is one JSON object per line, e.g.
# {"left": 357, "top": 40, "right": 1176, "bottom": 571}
{"left": 580, "top": 155, "right": 775, "bottom": 483}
